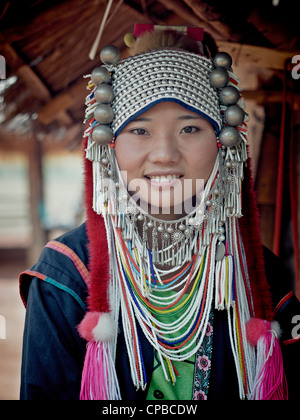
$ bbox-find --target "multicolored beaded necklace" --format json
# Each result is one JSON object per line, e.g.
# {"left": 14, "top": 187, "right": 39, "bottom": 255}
{"left": 99, "top": 152, "right": 257, "bottom": 399}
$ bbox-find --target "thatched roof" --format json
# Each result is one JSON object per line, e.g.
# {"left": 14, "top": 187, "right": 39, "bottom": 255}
{"left": 0, "top": 0, "right": 299, "bottom": 149}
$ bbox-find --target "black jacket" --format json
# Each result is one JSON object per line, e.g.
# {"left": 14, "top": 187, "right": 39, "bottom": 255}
{"left": 19, "top": 223, "right": 300, "bottom": 400}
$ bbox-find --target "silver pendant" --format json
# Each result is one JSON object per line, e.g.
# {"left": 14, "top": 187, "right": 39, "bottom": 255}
{"left": 215, "top": 242, "right": 225, "bottom": 261}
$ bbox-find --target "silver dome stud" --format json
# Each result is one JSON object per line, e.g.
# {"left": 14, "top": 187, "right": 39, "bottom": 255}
{"left": 213, "top": 52, "right": 233, "bottom": 69}
{"left": 94, "top": 84, "right": 115, "bottom": 104}
{"left": 218, "top": 126, "right": 241, "bottom": 147}
{"left": 100, "top": 45, "right": 120, "bottom": 65}
{"left": 91, "top": 66, "right": 111, "bottom": 86}
{"left": 209, "top": 68, "right": 229, "bottom": 89}
{"left": 92, "top": 125, "right": 114, "bottom": 145}
{"left": 219, "top": 86, "right": 240, "bottom": 106}
{"left": 224, "top": 105, "right": 245, "bottom": 127}
{"left": 94, "top": 104, "right": 114, "bottom": 124}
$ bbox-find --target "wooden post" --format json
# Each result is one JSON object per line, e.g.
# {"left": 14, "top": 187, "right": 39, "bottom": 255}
{"left": 26, "top": 134, "right": 47, "bottom": 265}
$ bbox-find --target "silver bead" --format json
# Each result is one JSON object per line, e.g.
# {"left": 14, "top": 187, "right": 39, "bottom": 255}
{"left": 147, "top": 221, "right": 154, "bottom": 228}
{"left": 218, "top": 127, "right": 240, "bottom": 147}
{"left": 100, "top": 45, "right": 120, "bottom": 65}
{"left": 167, "top": 226, "right": 174, "bottom": 234}
{"left": 162, "top": 232, "right": 170, "bottom": 241}
{"left": 94, "top": 104, "right": 114, "bottom": 124}
{"left": 213, "top": 52, "right": 232, "bottom": 69}
{"left": 224, "top": 105, "right": 245, "bottom": 126}
{"left": 137, "top": 214, "right": 144, "bottom": 221}
{"left": 219, "top": 86, "right": 240, "bottom": 105}
{"left": 178, "top": 224, "right": 185, "bottom": 231}
{"left": 209, "top": 68, "right": 229, "bottom": 89}
{"left": 92, "top": 125, "right": 114, "bottom": 145}
{"left": 157, "top": 225, "right": 164, "bottom": 232}
{"left": 184, "top": 228, "right": 191, "bottom": 236}
{"left": 94, "top": 84, "right": 114, "bottom": 104}
{"left": 91, "top": 67, "right": 111, "bottom": 85}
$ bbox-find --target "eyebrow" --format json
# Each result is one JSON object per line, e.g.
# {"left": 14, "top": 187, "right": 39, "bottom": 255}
{"left": 131, "top": 117, "right": 151, "bottom": 122}
{"left": 177, "top": 115, "right": 203, "bottom": 120}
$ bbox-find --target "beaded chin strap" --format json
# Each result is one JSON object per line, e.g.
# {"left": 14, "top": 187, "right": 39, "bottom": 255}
{"left": 78, "top": 27, "right": 287, "bottom": 401}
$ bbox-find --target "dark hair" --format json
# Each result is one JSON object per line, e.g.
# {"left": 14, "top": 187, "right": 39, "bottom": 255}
{"left": 129, "top": 29, "right": 218, "bottom": 59}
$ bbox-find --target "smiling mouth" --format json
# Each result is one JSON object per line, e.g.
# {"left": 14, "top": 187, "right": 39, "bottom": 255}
{"left": 145, "top": 174, "right": 183, "bottom": 183}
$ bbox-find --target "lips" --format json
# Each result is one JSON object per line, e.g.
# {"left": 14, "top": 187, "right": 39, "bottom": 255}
{"left": 144, "top": 172, "right": 183, "bottom": 187}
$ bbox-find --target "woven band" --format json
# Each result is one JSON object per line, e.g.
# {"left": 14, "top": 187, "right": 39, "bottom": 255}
{"left": 110, "top": 49, "right": 222, "bottom": 137}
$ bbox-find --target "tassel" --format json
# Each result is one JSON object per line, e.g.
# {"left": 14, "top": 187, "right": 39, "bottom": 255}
{"left": 246, "top": 318, "right": 288, "bottom": 400}
{"left": 77, "top": 311, "right": 121, "bottom": 400}
{"left": 80, "top": 341, "right": 121, "bottom": 400}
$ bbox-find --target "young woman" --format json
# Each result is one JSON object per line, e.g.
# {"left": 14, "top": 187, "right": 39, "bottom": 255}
{"left": 20, "top": 25, "right": 300, "bottom": 400}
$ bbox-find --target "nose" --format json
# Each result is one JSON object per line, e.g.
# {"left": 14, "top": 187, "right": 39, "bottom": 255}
{"left": 148, "top": 131, "right": 181, "bottom": 164}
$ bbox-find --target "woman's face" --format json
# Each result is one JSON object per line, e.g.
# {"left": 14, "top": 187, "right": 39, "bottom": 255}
{"left": 115, "top": 101, "right": 217, "bottom": 219}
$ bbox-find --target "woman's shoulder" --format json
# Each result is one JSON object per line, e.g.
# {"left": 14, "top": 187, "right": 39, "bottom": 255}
{"left": 20, "top": 222, "right": 90, "bottom": 307}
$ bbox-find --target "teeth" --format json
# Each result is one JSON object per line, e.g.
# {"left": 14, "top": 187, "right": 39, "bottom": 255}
{"left": 149, "top": 174, "right": 180, "bottom": 182}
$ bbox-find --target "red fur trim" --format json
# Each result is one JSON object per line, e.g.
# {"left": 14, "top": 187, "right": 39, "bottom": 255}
{"left": 83, "top": 138, "right": 110, "bottom": 313}
{"left": 239, "top": 155, "right": 273, "bottom": 321}
{"left": 246, "top": 318, "right": 271, "bottom": 347}
{"left": 77, "top": 311, "right": 101, "bottom": 342}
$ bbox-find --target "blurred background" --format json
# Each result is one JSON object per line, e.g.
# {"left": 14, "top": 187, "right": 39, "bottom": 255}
{"left": 0, "top": 0, "right": 299, "bottom": 399}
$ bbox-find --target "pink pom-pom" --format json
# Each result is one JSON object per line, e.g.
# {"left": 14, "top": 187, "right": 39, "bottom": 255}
{"left": 246, "top": 318, "right": 271, "bottom": 347}
{"left": 77, "top": 311, "right": 116, "bottom": 342}
{"left": 77, "top": 311, "right": 101, "bottom": 342}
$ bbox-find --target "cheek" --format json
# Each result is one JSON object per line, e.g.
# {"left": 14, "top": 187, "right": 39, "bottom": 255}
{"left": 114, "top": 138, "right": 146, "bottom": 182}
{"left": 114, "top": 139, "right": 134, "bottom": 173}
{"left": 190, "top": 139, "right": 218, "bottom": 180}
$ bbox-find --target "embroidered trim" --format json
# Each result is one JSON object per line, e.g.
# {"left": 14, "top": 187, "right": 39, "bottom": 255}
{"left": 20, "top": 270, "right": 87, "bottom": 311}
{"left": 273, "top": 290, "right": 294, "bottom": 315}
{"left": 192, "top": 310, "right": 214, "bottom": 400}
{"left": 45, "top": 240, "right": 90, "bottom": 286}
{"left": 281, "top": 336, "right": 300, "bottom": 346}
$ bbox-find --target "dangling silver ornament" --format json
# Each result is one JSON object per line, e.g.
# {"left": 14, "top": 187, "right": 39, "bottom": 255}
{"left": 215, "top": 242, "right": 226, "bottom": 261}
{"left": 219, "top": 86, "right": 240, "bottom": 106}
{"left": 218, "top": 126, "right": 240, "bottom": 147}
{"left": 91, "top": 66, "right": 111, "bottom": 85}
{"left": 94, "top": 104, "right": 114, "bottom": 124}
{"left": 209, "top": 68, "right": 229, "bottom": 89}
{"left": 94, "top": 84, "right": 115, "bottom": 104}
{"left": 213, "top": 52, "right": 233, "bottom": 69}
{"left": 100, "top": 45, "right": 120, "bottom": 65}
{"left": 92, "top": 124, "right": 114, "bottom": 145}
{"left": 224, "top": 105, "right": 245, "bottom": 127}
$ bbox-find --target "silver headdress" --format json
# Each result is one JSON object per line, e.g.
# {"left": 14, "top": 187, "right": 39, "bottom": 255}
{"left": 83, "top": 39, "right": 248, "bottom": 266}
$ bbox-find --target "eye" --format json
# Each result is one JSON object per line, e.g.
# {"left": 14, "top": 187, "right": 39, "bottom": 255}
{"left": 130, "top": 128, "right": 148, "bottom": 136}
{"left": 181, "top": 126, "right": 199, "bottom": 134}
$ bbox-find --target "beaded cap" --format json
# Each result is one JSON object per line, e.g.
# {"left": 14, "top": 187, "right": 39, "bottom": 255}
{"left": 110, "top": 49, "right": 222, "bottom": 137}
